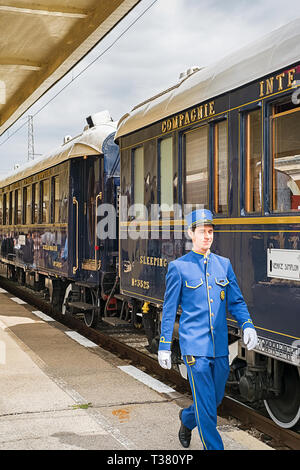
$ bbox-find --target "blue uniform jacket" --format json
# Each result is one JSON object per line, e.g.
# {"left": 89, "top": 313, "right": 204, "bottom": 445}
{"left": 159, "top": 250, "right": 255, "bottom": 357}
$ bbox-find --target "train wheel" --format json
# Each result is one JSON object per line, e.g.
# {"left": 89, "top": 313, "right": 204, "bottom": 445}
{"left": 264, "top": 364, "right": 300, "bottom": 429}
{"left": 83, "top": 290, "right": 99, "bottom": 328}
{"left": 61, "top": 283, "right": 79, "bottom": 315}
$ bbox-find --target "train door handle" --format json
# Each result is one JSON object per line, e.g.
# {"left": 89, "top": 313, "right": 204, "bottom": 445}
{"left": 94, "top": 192, "right": 102, "bottom": 269}
{"left": 73, "top": 196, "right": 79, "bottom": 274}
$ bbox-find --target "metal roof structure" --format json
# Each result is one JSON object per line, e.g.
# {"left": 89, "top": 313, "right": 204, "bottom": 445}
{"left": 0, "top": 0, "right": 141, "bottom": 136}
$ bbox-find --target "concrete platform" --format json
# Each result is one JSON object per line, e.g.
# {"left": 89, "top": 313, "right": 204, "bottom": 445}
{"left": 0, "top": 289, "right": 272, "bottom": 451}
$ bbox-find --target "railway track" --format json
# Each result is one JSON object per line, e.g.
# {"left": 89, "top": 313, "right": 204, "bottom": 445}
{"left": 0, "top": 274, "right": 299, "bottom": 450}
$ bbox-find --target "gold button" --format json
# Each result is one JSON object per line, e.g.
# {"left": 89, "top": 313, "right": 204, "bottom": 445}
{"left": 210, "top": 299, "right": 213, "bottom": 303}
{"left": 206, "top": 273, "right": 210, "bottom": 276}
{"left": 208, "top": 285, "right": 212, "bottom": 289}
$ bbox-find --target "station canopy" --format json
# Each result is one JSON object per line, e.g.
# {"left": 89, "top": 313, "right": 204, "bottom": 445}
{"left": 0, "top": 0, "right": 141, "bottom": 136}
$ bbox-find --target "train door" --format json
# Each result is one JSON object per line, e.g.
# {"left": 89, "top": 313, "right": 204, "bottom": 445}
{"left": 82, "top": 156, "right": 103, "bottom": 272}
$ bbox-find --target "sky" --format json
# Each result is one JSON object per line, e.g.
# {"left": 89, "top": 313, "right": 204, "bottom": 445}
{"left": 1, "top": 0, "right": 300, "bottom": 175}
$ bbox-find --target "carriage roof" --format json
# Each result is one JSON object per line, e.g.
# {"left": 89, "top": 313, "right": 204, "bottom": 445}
{"left": 0, "top": 111, "right": 117, "bottom": 188}
{"left": 115, "top": 18, "right": 300, "bottom": 139}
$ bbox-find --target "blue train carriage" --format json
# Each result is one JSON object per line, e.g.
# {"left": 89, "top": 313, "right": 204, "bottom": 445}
{"left": 0, "top": 110, "right": 120, "bottom": 327}
{"left": 115, "top": 20, "right": 300, "bottom": 428}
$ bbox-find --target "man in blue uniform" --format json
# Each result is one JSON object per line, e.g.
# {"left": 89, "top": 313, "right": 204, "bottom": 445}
{"left": 158, "top": 209, "right": 257, "bottom": 451}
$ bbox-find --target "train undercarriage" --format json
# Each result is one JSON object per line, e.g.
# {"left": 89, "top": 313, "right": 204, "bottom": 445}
{"left": 2, "top": 261, "right": 300, "bottom": 431}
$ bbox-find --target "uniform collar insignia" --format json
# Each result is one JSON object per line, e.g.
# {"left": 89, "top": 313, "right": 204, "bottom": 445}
{"left": 192, "top": 249, "right": 211, "bottom": 258}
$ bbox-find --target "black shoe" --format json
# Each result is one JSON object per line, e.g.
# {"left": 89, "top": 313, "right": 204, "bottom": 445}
{"left": 178, "top": 409, "right": 192, "bottom": 448}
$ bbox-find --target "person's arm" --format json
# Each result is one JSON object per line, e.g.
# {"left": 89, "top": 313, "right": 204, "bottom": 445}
{"left": 226, "top": 261, "right": 255, "bottom": 329}
{"left": 159, "top": 262, "right": 182, "bottom": 351}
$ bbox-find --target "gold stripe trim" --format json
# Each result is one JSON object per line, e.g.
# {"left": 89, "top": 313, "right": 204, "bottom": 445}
{"left": 121, "top": 288, "right": 163, "bottom": 303}
{"left": 159, "top": 336, "right": 171, "bottom": 344}
{"left": 120, "top": 216, "right": 300, "bottom": 227}
{"left": 227, "top": 319, "right": 300, "bottom": 341}
{"left": 241, "top": 320, "right": 254, "bottom": 330}
{"left": 185, "top": 280, "right": 203, "bottom": 288}
{"left": 189, "top": 363, "right": 207, "bottom": 450}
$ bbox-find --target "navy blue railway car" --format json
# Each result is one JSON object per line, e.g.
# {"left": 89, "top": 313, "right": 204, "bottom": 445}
{"left": 115, "top": 20, "right": 300, "bottom": 428}
{"left": 0, "top": 110, "right": 120, "bottom": 327}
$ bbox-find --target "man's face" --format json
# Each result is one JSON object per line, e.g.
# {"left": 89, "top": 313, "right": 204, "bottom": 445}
{"left": 188, "top": 224, "right": 214, "bottom": 254}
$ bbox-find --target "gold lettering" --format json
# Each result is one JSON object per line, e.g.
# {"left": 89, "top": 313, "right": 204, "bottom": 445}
{"left": 266, "top": 77, "right": 274, "bottom": 95}
{"left": 197, "top": 106, "right": 203, "bottom": 120}
{"left": 162, "top": 121, "right": 167, "bottom": 133}
{"left": 287, "top": 68, "right": 296, "bottom": 88}
{"left": 276, "top": 73, "right": 285, "bottom": 91}
{"left": 139, "top": 256, "right": 167, "bottom": 267}
{"left": 259, "top": 80, "right": 265, "bottom": 97}
{"left": 167, "top": 119, "right": 172, "bottom": 131}
{"left": 190, "top": 108, "right": 197, "bottom": 122}
{"left": 131, "top": 277, "right": 150, "bottom": 290}
{"left": 172, "top": 116, "right": 178, "bottom": 129}
{"left": 209, "top": 101, "right": 215, "bottom": 116}
{"left": 204, "top": 104, "right": 209, "bottom": 117}
{"left": 179, "top": 114, "right": 185, "bottom": 127}
{"left": 184, "top": 112, "right": 190, "bottom": 125}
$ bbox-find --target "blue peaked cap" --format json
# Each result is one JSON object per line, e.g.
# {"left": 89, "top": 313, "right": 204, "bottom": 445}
{"left": 186, "top": 209, "right": 214, "bottom": 228}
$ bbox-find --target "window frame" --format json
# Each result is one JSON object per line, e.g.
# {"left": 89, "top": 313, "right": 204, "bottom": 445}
{"left": 268, "top": 97, "right": 300, "bottom": 214}
{"left": 240, "top": 103, "right": 263, "bottom": 216}
{"left": 8, "top": 191, "right": 13, "bottom": 225}
{"left": 211, "top": 117, "right": 228, "bottom": 216}
{"left": 183, "top": 123, "right": 210, "bottom": 211}
{"left": 40, "top": 178, "right": 50, "bottom": 224}
{"left": 131, "top": 145, "right": 145, "bottom": 219}
{"left": 158, "top": 135, "right": 174, "bottom": 218}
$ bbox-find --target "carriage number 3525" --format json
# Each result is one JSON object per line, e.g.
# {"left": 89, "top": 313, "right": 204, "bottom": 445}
{"left": 131, "top": 278, "right": 150, "bottom": 290}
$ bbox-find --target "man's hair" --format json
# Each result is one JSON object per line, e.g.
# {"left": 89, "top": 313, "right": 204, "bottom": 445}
{"left": 189, "top": 223, "right": 214, "bottom": 232}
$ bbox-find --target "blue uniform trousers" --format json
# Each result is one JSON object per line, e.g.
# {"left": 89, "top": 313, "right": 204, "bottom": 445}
{"left": 182, "top": 355, "right": 230, "bottom": 450}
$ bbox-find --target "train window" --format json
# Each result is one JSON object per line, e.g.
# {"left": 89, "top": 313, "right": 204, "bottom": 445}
{"left": 244, "top": 109, "right": 262, "bottom": 213}
{"left": 271, "top": 101, "right": 300, "bottom": 212}
{"left": 60, "top": 167, "right": 69, "bottom": 224}
{"left": 121, "top": 150, "right": 131, "bottom": 219}
{"left": 0, "top": 194, "right": 2, "bottom": 225}
{"left": 3, "top": 193, "right": 7, "bottom": 225}
{"left": 159, "top": 137, "right": 173, "bottom": 213}
{"left": 15, "top": 190, "right": 21, "bottom": 225}
{"left": 144, "top": 140, "right": 157, "bottom": 216}
{"left": 133, "top": 146, "right": 145, "bottom": 218}
{"left": 213, "top": 120, "right": 228, "bottom": 214}
{"left": 33, "top": 183, "right": 39, "bottom": 224}
{"left": 25, "top": 186, "right": 32, "bottom": 225}
{"left": 9, "top": 191, "right": 13, "bottom": 225}
{"left": 52, "top": 176, "right": 60, "bottom": 223}
{"left": 184, "top": 125, "right": 209, "bottom": 209}
{"left": 41, "top": 179, "right": 50, "bottom": 223}
{"left": 23, "top": 187, "right": 27, "bottom": 224}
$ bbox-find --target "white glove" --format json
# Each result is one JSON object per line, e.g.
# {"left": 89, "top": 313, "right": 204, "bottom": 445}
{"left": 243, "top": 327, "right": 258, "bottom": 351}
{"left": 158, "top": 350, "right": 172, "bottom": 369}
